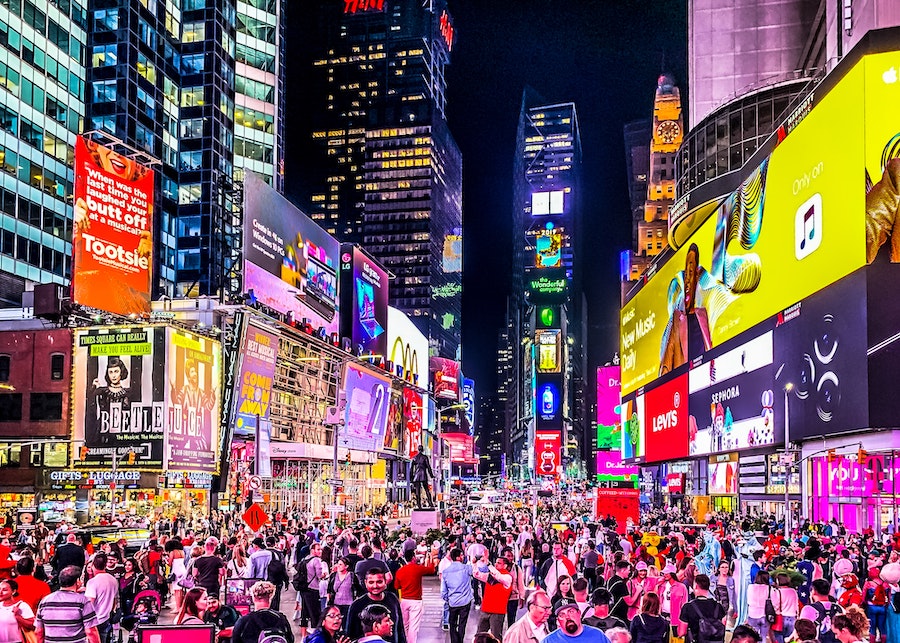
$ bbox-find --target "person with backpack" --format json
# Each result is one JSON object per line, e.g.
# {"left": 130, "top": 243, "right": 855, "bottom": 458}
{"left": 295, "top": 542, "right": 326, "bottom": 640}
{"left": 630, "top": 592, "right": 669, "bottom": 643}
{"left": 263, "top": 537, "right": 289, "bottom": 611}
{"left": 231, "top": 581, "right": 294, "bottom": 643}
{"left": 863, "top": 567, "right": 888, "bottom": 643}
{"left": 678, "top": 574, "right": 726, "bottom": 643}
{"left": 799, "top": 578, "right": 843, "bottom": 643}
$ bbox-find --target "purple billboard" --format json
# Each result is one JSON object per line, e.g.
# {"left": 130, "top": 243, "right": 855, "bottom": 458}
{"left": 232, "top": 323, "right": 279, "bottom": 438}
{"left": 339, "top": 244, "right": 389, "bottom": 357}
{"left": 596, "top": 366, "right": 621, "bottom": 450}
{"left": 342, "top": 361, "right": 392, "bottom": 451}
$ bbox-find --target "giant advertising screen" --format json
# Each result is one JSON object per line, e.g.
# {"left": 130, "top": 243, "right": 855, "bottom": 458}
{"left": 387, "top": 306, "right": 429, "bottom": 388}
{"left": 340, "top": 245, "right": 389, "bottom": 357}
{"left": 73, "top": 327, "right": 166, "bottom": 468}
{"left": 620, "top": 393, "right": 645, "bottom": 461}
{"left": 342, "top": 361, "right": 391, "bottom": 451}
{"left": 243, "top": 173, "right": 340, "bottom": 333}
{"left": 536, "top": 374, "right": 563, "bottom": 429}
{"left": 596, "top": 366, "right": 621, "bottom": 450}
{"left": 443, "top": 432, "right": 477, "bottom": 464}
{"left": 462, "top": 378, "right": 475, "bottom": 433}
{"left": 535, "top": 430, "right": 561, "bottom": 476}
{"left": 72, "top": 138, "right": 154, "bottom": 316}
{"left": 404, "top": 389, "right": 423, "bottom": 458}
{"left": 165, "top": 328, "right": 221, "bottom": 473}
{"left": 643, "top": 373, "right": 689, "bottom": 462}
{"left": 231, "top": 322, "right": 279, "bottom": 439}
{"left": 536, "top": 330, "right": 562, "bottom": 373}
{"left": 430, "top": 357, "right": 461, "bottom": 401}
{"left": 595, "top": 450, "right": 639, "bottom": 482}
{"left": 620, "top": 58, "right": 871, "bottom": 396}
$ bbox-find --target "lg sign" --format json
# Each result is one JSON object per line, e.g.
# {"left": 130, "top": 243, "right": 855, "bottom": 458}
{"left": 644, "top": 375, "right": 689, "bottom": 462}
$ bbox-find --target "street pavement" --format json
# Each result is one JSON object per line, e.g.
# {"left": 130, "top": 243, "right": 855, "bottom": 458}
{"left": 156, "top": 575, "right": 483, "bottom": 643}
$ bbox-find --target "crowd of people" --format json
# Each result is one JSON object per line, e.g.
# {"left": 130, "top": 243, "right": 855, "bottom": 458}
{"left": 0, "top": 502, "right": 895, "bottom": 643}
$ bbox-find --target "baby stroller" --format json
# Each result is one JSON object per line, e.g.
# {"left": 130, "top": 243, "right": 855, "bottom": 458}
{"left": 121, "top": 590, "right": 161, "bottom": 643}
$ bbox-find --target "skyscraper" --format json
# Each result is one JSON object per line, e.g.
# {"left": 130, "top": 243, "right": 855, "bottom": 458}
{"left": 0, "top": 1, "right": 87, "bottom": 305}
{"left": 84, "top": 0, "right": 285, "bottom": 301}
{"left": 305, "top": 0, "right": 462, "bottom": 359}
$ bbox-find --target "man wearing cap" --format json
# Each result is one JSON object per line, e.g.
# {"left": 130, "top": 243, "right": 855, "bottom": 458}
{"left": 545, "top": 599, "right": 611, "bottom": 643}
{"left": 658, "top": 563, "right": 689, "bottom": 634}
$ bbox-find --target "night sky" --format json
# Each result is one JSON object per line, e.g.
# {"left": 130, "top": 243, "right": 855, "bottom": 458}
{"left": 284, "top": 1, "right": 688, "bottom": 394}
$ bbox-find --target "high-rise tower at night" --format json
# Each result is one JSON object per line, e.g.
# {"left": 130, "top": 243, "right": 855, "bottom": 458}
{"left": 305, "top": 0, "right": 462, "bottom": 359}
{"left": 85, "top": 0, "right": 286, "bottom": 300}
{"left": 506, "top": 95, "right": 587, "bottom": 479}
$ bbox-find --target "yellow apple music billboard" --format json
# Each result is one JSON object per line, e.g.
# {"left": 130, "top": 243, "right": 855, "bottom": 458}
{"left": 621, "top": 51, "right": 900, "bottom": 396}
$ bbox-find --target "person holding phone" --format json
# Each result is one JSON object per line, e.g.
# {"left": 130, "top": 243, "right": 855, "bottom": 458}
{"left": 305, "top": 605, "right": 351, "bottom": 643}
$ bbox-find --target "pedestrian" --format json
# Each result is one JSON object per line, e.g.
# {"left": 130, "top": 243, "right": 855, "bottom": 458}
{"left": 677, "top": 575, "right": 726, "bottom": 643}
{"left": 629, "top": 593, "right": 668, "bottom": 643}
{"left": 192, "top": 538, "right": 225, "bottom": 600}
{"left": 475, "top": 554, "right": 514, "bottom": 639}
{"left": 540, "top": 543, "right": 577, "bottom": 599}
{"left": 297, "top": 542, "right": 327, "bottom": 639}
{"left": 34, "top": 565, "right": 101, "bottom": 643}
{"left": 544, "top": 599, "right": 612, "bottom": 643}
{"left": 394, "top": 548, "right": 436, "bottom": 643}
{"left": 503, "top": 590, "right": 552, "bottom": 643}
{"left": 176, "top": 587, "right": 208, "bottom": 625}
{"left": 345, "top": 569, "right": 406, "bottom": 643}
{"left": 583, "top": 588, "right": 625, "bottom": 631}
{"left": 357, "top": 604, "right": 395, "bottom": 643}
{"left": 327, "top": 557, "right": 362, "bottom": 618}
{"left": 203, "top": 594, "right": 239, "bottom": 643}
{"left": 0, "top": 579, "right": 35, "bottom": 643}
{"left": 231, "top": 581, "right": 293, "bottom": 643}
{"left": 305, "top": 605, "right": 351, "bottom": 643}
{"left": 84, "top": 554, "right": 119, "bottom": 643}
{"left": 13, "top": 558, "right": 50, "bottom": 615}
{"left": 441, "top": 548, "right": 474, "bottom": 643}
{"left": 831, "top": 606, "right": 870, "bottom": 643}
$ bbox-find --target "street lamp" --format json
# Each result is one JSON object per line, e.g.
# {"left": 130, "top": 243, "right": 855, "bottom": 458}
{"left": 783, "top": 382, "right": 794, "bottom": 536}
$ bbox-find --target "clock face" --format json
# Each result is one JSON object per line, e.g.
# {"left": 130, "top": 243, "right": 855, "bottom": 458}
{"left": 656, "top": 120, "right": 681, "bottom": 144}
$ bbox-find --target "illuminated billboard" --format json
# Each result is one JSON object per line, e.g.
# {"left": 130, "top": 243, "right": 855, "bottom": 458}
{"left": 231, "top": 322, "right": 278, "bottom": 439}
{"left": 526, "top": 268, "right": 567, "bottom": 303}
{"left": 596, "top": 366, "right": 621, "bottom": 451}
{"left": 430, "top": 357, "right": 460, "bottom": 401}
{"left": 243, "top": 173, "right": 340, "bottom": 333}
{"left": 343, "top": 0, "right": 383, "bottom": 14}
{"left": 595, "top": 450, "right": 639, "bottom": 483}
{"left": 644, "top": 374, "right": 689, "bottom": 463}
{"left": 708, "top": 454, "right": 739, "bottom": 495}
{"left": 536, "top": 329, "right": 562, "bottom": 373}
{"left": 443, "top": 432, "right": 477, "bottom": 464}
{"left": 689, "top": 331, "right": 776, "bottom": 456}
{"left": 72, "top": 137, "right": 154, "bottom": 316}
{"left": 387, "top": 306, "right": 429, "bottom": 387}
{"left": 342, "top": 361, "right": 391, "bottom": 452}
{"left": 73, "top": 327, "right": 165, "bottom": 468}
{"left": 404, "top": 389, "right": 423, "bottom": 458}
{"left": 620, "top": 393, "right": 644, "bottom": 461}
{"left": 620, "top": 57, "right": 873, "bottom": 395}
{"left": 535, "top": 226, "right": 563, "bottom": 268}
{"left": 532, "top": 190, "right": 565, "bottom": 215}
{"left": 462, "top": 378, "right": 475, "bottom": 432}
{"left": 535, "top": 431, "right": 561, "bottom": 476}
{"left": 443, "top": 230, "right": 462, "bottom": 273}
{"left": 165, "top": 328, "right": 221, "bottom": 472}
{"left": 340, "top": 245, "right": 389, "bottom": 357}
{"left": 536, "top": 374, "right": 562, "bottom": 429}
{"left": 536, "top": 306, "right": 560, "bottom": 329}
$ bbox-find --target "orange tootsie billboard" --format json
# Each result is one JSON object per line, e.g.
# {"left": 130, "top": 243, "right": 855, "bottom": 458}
{"left": 72, "top": 137, "right": 154, "bottom": 316}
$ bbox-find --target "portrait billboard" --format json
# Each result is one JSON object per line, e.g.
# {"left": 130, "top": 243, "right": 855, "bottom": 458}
{"left": 536, "top": 374, "right": 563, "bottom": 429}
{"left": 243, "top": 172, "right": 340, "bottom": 333}
{"left": 689, "top": 330, "right": 777, "bottom": 455}
{"left": 708, "top": 454, "right": 739, "bottom": 495}
{"left": 72, "top": 327, "right": 166, "bottom": 468}
{"left": 643, "top": 373, "right": 689, "bottom": 463}
{"left": 430, "top": 357, "right": 460, "bottom": 401}
{"left": 535, "top": 227, "right": 563, "bottom": 268}
{"left": 72, "top": 137, "right": 154, "bottom": 316}
{"left": 404, "top": 389, "right": 423, "bottom": 458}
{"left": 620, "top": 392, "right": 645, "bottom": 461}
{"left": 596, "top": 366, "right": 621, "bottom": 451}
{"left": 342, "top": 361, "right": 391, "bottom": 451}
{"left": 443, "top": 229, "right": 462, "bottom": 273}
{"left": 165, "top": 328, "right": 221, "bottom": 472}
{"left": 620, "top": 58, "right": 869, "bottom": 395}
{"left": 340, "top": 245, "right": 389, "bottom": 357}
{"left": 462, "top": 378, "right": 475, "bottom": 432}
{"left": 535, "top": 430, "right": 561, "bottom": 476}
{"left": 232, "top": 322, "right": 279, "bottom": 439}
{"left": 387, "top": 306, "right": 428, "bottom": 387}
{"left": 536, "top": 330, "right": 562, "bottom": 373}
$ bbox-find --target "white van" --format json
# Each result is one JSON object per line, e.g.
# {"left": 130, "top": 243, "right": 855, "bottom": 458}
{"left": 467, "top": 490, "right": 504, "bottom": 507}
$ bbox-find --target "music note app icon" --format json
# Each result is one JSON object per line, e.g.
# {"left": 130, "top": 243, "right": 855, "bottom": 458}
{"left": 795, "top": 193, "right": 822, "bottom": 260}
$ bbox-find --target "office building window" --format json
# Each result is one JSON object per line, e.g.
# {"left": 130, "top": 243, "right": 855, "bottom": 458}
{"left": 29, "top": 393, "right": 63, "bottom": 421}
{"left": 92, "top": 43, "right": 117, "bottom": 67}
{"left": 92, "top": 79, "right": 116, "bottom": 103}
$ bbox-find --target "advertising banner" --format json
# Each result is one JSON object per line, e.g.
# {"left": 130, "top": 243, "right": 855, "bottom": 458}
{"left": 443, "top": 229, "right": 462, "bottom": 273}
{"left": 443, "top": 432, "right": 476, "bottom": 464}
{"left": 596, "top": 366, "right": 621, "bottom": 450}
{"left": 535, "top": 430, "right": 561, "bottom": 476}
{"left": 766, "top": 453, "right": 800, "bottom": 495}
{"left": 72, "top": 137, "right": 154, "bottom": 316}
{"left": 232, "top": 322, "right": 279, "bottom": 439}
{"left": 243, "top": 172, "right": 340, "bottom": 333}
{"left": 595, "top": 450, "right": 638, "bottom": 481}
{"left": 72, "top": 327, "right": 166, "bottom": 467}
{"left": 620, "top": 393, "right": 645, "bottom": 461}
{"left": 666, "top": 473, "right": 684, "bottom": 494}
{"left": 621, "top": 58, "right": 868, "bottom": 395}
{"left": 383, "top": 389, "right": 403, "bottom": 452}
{"left": 342, "top": 361, "right": 391, "bottom": 451}
{"left": 462, "top": 378, "right": 475, "bottom": 433}
{"left": 534, "top": 226, "right": 563, "bottom": 268}
{"left": 404, "top": 388, "right": 423, "bottom": 458}
{"left": 536, "top": 306, "right": 560, "bottom": 329}
{"left": 773, "top": 269, "right": 868, "bottom": 439}
{"left": 526, "top": 268, "right": 567, "bottom": 303}
{"left": 387, "top": 306, "right": 429, "bottom": 387}
{"left": 643, "top": 374, "right": 689, "bottom": 463}
{"left": 430, "top": 357, "right": 461, "bottom": 401}
{"left": 689, "top": 330, "right": 776, "bottom": 455}
{"left": 536, "top": 374, "right": 563, "bottom": 429}
{"left": 708, "top": 462, "right": 738, "bottom": 495}
{"left": 165, "top": 328, "right": 221, "bottom": 472}
{"left": 536, "top": 329, "right": 562, "bottom": 373}
{"left": 340, "top": 245, "right": 389, "bottom": 357}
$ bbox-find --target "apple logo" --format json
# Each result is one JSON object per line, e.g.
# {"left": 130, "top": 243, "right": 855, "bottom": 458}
{"left": 884, "top": 67, "right": 898, "bottom": 84}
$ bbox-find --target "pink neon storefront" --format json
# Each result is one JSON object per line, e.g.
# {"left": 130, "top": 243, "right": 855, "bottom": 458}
{"left": 809, "top": 451, "right": 899, "bottom": 534}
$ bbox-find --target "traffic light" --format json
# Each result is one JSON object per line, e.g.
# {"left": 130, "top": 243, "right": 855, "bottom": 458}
{"left": 345, "top": 451, "right": 351, "bottom": 467}
{"left": 858, "top": 448, "right": 867, "bottom": 465}
{"left": 127, "top": 450, "right": 136, "bottom": 465}
{"left": 827, "top": 448, "right": 837, "bottom": 463}
{"left": 79, "top": 446, "right": 88, "bottom": 460}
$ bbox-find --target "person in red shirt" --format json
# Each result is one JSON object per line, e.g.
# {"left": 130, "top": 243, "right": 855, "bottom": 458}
{"left": 394, "top": 547, "right": 436, "bottom": 643}
{"left": 13, "top": 557, "right": 50, "bottom": 613}
{"left": 474, "top": 555, "right": 513, "bottom": 639}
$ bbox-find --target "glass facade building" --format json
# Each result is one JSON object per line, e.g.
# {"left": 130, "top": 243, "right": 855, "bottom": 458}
{"left": 84, "top": 0, "right": 284, "bottom": 300}
{"left": 0, "top": 0, "right": 86, "bottom": 306}
{"left": 306, "top": 0, "right": 462, "bottom": 359}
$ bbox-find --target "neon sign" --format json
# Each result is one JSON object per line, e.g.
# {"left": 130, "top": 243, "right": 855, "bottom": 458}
{"left": 344, "top": 0, "right": 384, "bottom": 15}
{"left": 439, "top": 10, "right": 454, "bottom": 51}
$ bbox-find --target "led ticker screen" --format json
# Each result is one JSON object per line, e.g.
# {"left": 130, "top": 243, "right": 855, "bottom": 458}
{"left": 536, "top": 329, "right": 561, "bottom": 373}
{"left": 596, "top": 366, "right": 621, "bottom": 451}
{"left": 620, "top": 56, "right": 874, "bottom": 396}
{"left": 532, "top": 190, "right": 565, "bottom": 215}
{"left": 72, "top": 137, "right": 154, "bottom": 317}
{"left": 243, "top": 173, "right": 340, "bottom": 333}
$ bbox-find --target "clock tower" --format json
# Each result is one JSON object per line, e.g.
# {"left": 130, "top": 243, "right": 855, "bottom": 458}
{"left": 640, "top": 73, "right": 683, "bottom": 261}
